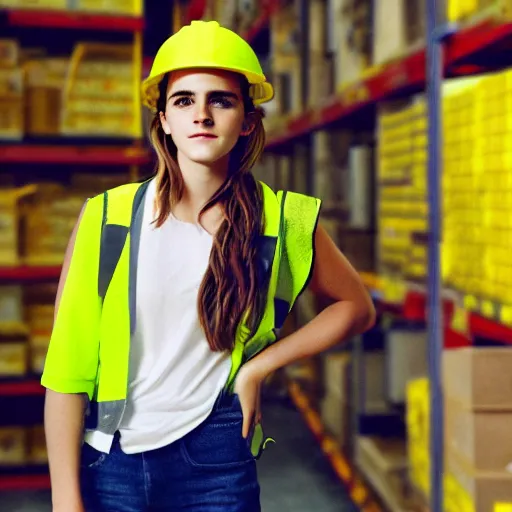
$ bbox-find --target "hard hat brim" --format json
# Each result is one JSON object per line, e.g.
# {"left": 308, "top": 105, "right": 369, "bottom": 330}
{"left": 141, "top": 66, "right": 274, "bottom": 111}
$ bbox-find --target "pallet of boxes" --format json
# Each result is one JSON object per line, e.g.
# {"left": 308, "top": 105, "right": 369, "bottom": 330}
{"left": 407, "top": 348, "right": 512, "bottom": 511}
{"left": 444, "top": 347, "right": 512, "bottom": 511}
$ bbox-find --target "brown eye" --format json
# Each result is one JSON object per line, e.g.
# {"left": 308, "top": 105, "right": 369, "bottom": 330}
{"left": 174, "top": 97, "right": 192, "bottom": 106}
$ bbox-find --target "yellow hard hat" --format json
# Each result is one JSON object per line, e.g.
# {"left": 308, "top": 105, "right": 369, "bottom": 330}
{"left": 141, "top": 20, "right": 274, "bottom": 111}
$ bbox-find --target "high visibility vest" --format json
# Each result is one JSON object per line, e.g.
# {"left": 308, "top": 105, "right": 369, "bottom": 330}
{"left": 41, "top": 178, "right": 321, "bottom": 455}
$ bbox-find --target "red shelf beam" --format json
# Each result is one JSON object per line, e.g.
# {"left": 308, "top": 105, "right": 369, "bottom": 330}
{"left": 0, "top": 379, "right": 44, "bottom": 396}
{"left": 3, "top": 8, "right": 144, "bottom": 32}
{"left": 469, "top": 313, "right": 512, "bottom": 345}
{"left": 0, "top": 145, "right": 151, "bottom": 166}
{"left": 0, "top": 266, "right": 61, "bottom": 282}
{"left": 0, "top": 474, "right": 50, "bottom": 492}
{"left": 373, "top": 284, "right": 512, "bottom": 346}
{"left": 446, "top": 19, "right": 512, "bottom": 65}
{"left": 266, "top": 19, "right": 512, "bottom": 148}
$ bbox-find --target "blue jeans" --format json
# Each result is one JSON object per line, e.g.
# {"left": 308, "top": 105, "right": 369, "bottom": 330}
{"left": 80, "top": 392, "right": 260, "bottom": 511}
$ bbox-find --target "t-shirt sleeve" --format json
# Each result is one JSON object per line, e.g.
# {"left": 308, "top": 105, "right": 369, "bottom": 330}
{"left": 41, "top": 195, "right": 103, "bottom": 399}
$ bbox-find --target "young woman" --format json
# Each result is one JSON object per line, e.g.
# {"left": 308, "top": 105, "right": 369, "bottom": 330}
{"left": 42, "top": 21, "right": 375, "bottom": 512}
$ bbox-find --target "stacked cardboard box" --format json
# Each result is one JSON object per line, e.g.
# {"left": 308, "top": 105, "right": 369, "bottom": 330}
{"left": 268, "top": 3, "right": 302, "bottom": 117}
{"left": 331, "top": 0, "right": 372, "bottom": 88}
{"left": 372, "top": 0, "right": 425, "bottom": 66}
{"left": 320, "top": 352, "right": 351, "bottom": 449}
{"left": 25, "top": 58, "right": 69, "bottom": 136}
{"left": 407, "top": 349, "right": 512, "bottom": 510}
{"left": 355, "top": 435, "right": 415, "bottom": 511}
{"left": 443, "top": 348, "right": 512, "bottom": 511}
{"left": 20, "top": 184, "right": 86, "bottom": 266}
{"left": 61, "top": 44, "right": 137, "bottom": 137}
{"left": 0, "top": 426, "right": 47, "bottom": 466}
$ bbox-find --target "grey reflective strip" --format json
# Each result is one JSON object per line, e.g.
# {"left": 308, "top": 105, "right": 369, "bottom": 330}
{"left": 96, "top": 400, "right": 126, "bottom": 434}
{"left": 129, "top": 186, "right": 147, "bottom": 335}
{"left": 98, "top": 224, "right": 129, "bottom": 300}
{"left": 274, "top": 191, "right": 291, "bottom": 307}
{"left": 89, "top": 180, "right": 152, "bottom": 441}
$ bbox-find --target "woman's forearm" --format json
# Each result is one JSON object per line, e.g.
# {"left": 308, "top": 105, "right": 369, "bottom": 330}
{"left": 44, "top": 390, "right": 86, "bottom": 511}
{"left": 247, "top": 299, "right": 375, "bottom": 381}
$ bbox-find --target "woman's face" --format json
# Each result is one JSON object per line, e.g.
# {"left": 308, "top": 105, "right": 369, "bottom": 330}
{"left": 160, "top": 69, "right": 251, "bottom": 166}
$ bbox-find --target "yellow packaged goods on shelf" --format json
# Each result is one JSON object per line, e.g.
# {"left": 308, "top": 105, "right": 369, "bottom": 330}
{"left": 20, "top": 185, "right": 87, "bottom": 266}
{"left": 377, "top": 97, "right": 428, "bottom": 279}
{"left": 406, "top": 377, "right": 430, "bottom": 497}
{"left": 25, "top": 58, "right": 68, "bottom": 137}
{"left": 447, "top": 0, "right": 512, "bottom": 22}
{"left": 0, "top": 0, "right": 67, "bottom": 9}
{"left": 72, "top": 0, "right": 143, "bottom": 15}
{"left": 0, "top": 341, "right": 28, "bottom": 376}
{"left": 442, "top": 71, "right": 512, "bottom": 308}
{"left": 0, "top": 68, "right": 24, "bottom": 140}
{"left": 62, "top": 42, "right": 141, "bottom": 138}
{"left": 0, "top": 191, "right": 20, "bottom": 266}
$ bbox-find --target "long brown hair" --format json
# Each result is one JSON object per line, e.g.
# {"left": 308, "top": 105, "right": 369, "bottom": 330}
{"left": 149, "top": 73, "right": 268, "bottom": 352}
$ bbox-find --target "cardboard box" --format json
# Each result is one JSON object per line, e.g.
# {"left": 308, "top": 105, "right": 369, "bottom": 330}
{"left": 446, "top": 448, "right": 512, "bottom": 512}
{"left": 323, "top": 352, "right": 350, "bottom": 397}
{"left": 445, "top": 398, "right": 512, "bottom": 472}
{"left": 443, "top": 347, "right": 512, "bottom": 410}
{"left": 0, "top": 341, "right": 28, "bottom": 376}
{"left": 386, "top": 327, "right": 428, "bottom": 404}
{"left": 321, "top": 391, "right": 350, "bottom": 447}
{"left": 355, "top": 436, "right": 415, "bottom": 511}
{"left": 0, "top": 428, "right": 27, "bottom": 465}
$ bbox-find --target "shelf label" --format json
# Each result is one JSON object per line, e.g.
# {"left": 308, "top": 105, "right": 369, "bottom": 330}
{"left": 495, "top": 504, "right": 512, "bottom": 512}
{"left": 463, "top": 294, "right": 478, "bottom": 311}
{"left": 482, "top": 299, "right": 495, "bottom": 318}
{"left": 451, "top": 306, "right": 469, "bottom": 335}
{"left": 501, "top": 305, "right": 512, "bottom": 326}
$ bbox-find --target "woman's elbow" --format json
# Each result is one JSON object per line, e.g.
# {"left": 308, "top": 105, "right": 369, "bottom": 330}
{"left": 354, "top": 294, "right": 377, "bottom": 333}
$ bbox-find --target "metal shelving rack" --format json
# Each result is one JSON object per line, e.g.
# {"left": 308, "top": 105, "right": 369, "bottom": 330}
{"left": 260, "top": 1, "right": 512, "bottom": 511}
{"left": 0, "top": 6, "right": 148, "bottom": 491}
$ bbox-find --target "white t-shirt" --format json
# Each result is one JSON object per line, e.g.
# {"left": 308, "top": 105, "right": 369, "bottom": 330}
{"left": 86, "top": 179, "right": 232, "bottom": 454}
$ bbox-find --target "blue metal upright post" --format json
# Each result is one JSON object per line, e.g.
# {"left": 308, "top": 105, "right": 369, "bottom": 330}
{"left": 426, "top": 0, "right": 444, "bottom": 511}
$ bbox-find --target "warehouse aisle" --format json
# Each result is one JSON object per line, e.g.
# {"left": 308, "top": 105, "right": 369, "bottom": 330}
{"left": 1, "top": 400, "right": 358, "bottom": 512}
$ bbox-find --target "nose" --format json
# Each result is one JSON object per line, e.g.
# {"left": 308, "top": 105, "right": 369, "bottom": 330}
{"left": 194, "top": 99, "right": 213, "bottom": 126}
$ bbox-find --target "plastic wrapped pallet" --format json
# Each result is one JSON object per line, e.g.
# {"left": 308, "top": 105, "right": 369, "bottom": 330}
{"left": 348, "top": 145, "right": 373, "bottom": 229}
{"left": 333, "top": 0, "right": 372, "bottom": 88}
{"left": 372, "top": 0, "right": 425, "bottom": 66}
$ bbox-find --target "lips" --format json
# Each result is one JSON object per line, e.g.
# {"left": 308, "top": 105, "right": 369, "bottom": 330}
{"left": 189, "top": 133, "right": 218, "bottom": 139}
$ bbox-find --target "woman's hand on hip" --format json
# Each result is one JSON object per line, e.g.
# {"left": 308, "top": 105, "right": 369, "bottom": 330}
{"left": 234, "top": 363, "right": 265, "bottom": 439}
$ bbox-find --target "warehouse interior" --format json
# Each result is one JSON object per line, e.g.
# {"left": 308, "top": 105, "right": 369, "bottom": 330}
{"left": 2, "top": 0, "right": 512, "bottom": 511}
